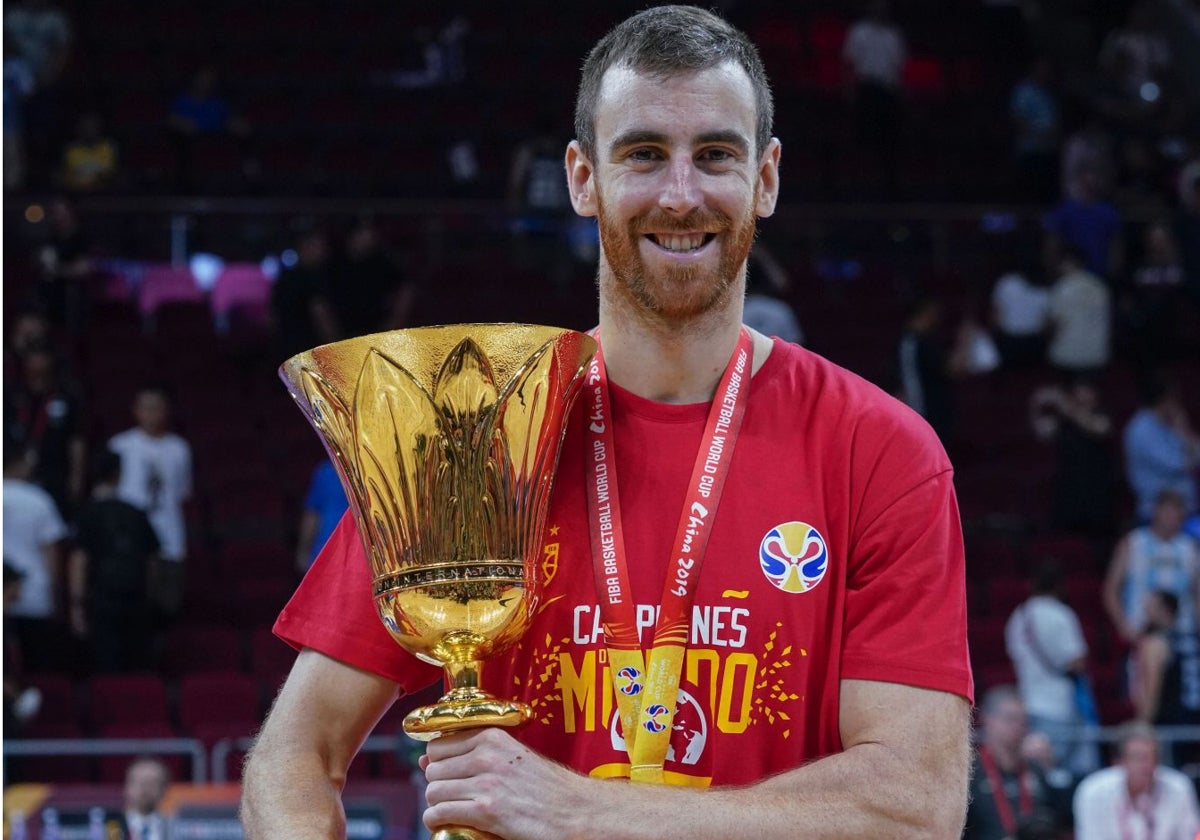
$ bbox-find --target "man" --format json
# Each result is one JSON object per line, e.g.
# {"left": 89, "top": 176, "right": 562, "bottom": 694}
{"left": 108, "top": 386, "right": 192, "bottom": 619}
{"left": 68, "top": 449, "right": 161, "bottom": 672}
{"left": 1073, "top": 722, "right": 1199, "bottom": 840}
{"left": 2, "top": 445, "right": 68, "bottom": 672}
{"left": 963, "top": 687, "right": 1070, "bottom": 840}
{"left": 1123, "top": 373, "right": 1200, "bottom": 529}
{"left": 123, "top": 756, "right": 171, "bottom": 840}
{"left": 1045, "top": 245, "right": 1111, "bottom": 376}
{"left": 1131, "top": 591, "right": 1200, "bottom": 727}
{"left": 241, "top": 8, "right": 972, "bottom": 839}
{"left": 1103, "top": 490, "right": 1199, "bottom": 644}
{"left": 1006, "top": 563, "right": 1099, "bottom": 776}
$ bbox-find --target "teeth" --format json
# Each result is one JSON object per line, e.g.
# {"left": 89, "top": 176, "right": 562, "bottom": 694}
{"left": 655, "top": 234, "right": 705, "bottom": 252}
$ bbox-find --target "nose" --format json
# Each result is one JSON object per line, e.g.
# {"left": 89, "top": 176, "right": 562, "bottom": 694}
{"left": 658, "top": 156, "right": 702, "bottom": 216}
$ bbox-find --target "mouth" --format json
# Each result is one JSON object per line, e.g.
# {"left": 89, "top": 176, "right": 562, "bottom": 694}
{"left": 644, "top": 232, "right": 717, "bottom": 253}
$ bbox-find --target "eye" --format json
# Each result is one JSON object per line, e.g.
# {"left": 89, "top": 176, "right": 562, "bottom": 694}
{"left": 699, "top": 148, "right": 736, "bottom": 163}
{"left": 628, "top": 148, "right": 660, "bottom": 162}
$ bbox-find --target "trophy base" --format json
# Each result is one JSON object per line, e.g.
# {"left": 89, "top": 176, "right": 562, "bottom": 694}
{"left": 403, "top": 688, "right": 532, "bottom": 741}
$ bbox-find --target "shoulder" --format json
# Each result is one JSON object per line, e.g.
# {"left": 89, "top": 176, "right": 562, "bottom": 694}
{"left": 1156, "top": 766, "right": 1197, "bottom": 797}
{"left": 1076, "top": 766, "right": 1122, "bottom": 799}
{"left": 765, "top": 340, "right": 949, "bottom": 469}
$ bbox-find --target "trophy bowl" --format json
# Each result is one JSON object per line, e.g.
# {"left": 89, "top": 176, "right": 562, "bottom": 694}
{"left": 279, "top": 324, "right": 596, "bottom": 742}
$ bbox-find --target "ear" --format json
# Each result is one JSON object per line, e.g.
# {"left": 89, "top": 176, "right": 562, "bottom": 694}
{"left": 566, "top": 140, "right": 598, "bottom": 217}
{"left": 755, "top": 138, "right": 782, "bottom": 218}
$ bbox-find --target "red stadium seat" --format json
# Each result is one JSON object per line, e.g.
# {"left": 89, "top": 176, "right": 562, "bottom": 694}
{"left": 138, "top": 264, "right": 203, "bottom": 318}
{"left": 88, "top": 674, "right": 170, "bottom": 729}
{"left": 161, "top": 624, "right": 245, "bottom": 676}
{"left": 178, "top": 672, "right": 260, "bottom": 735}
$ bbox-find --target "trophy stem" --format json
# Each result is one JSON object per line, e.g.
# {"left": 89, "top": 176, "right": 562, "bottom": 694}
{"left": 403, "top": 656, "right": 533, "bottom": 741}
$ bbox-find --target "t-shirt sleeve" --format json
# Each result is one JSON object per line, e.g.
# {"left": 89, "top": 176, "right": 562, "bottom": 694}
{"left": 37, "top": 495, "right": 68, "bottom": 545}
{"left": 273, "top": 510, "right": 442, "bottom": 694}
{"left": 840, "top": 412, "right": 973, "bottom": 702}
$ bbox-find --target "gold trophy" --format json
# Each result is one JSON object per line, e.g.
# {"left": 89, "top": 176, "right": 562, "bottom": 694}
{"left": 280, "top": 324, "right": 596, "bottom": 840}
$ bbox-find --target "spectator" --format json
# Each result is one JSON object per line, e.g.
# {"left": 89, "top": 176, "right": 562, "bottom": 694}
{"left": 2, "top": 445, "right": 67, "bottom": 672}
{"left": 3, "top": 34, "right": 36, "bottom": 190}
{"left": 897, "top": 296, "right": 968, "bottom": 445}
{"left": 1045, "top": 245, "right": 1111, "bottom": 376}
{"left": 742, "top": 244, "right": 803, "bottom": 346}
{"left": 1132, "top": 590, "right": 1200, "bottom": 728}
{"left": 3, "top": 563, "right": 43, "bottom": 735}
{"left": 1043, "top": 166, "right": 1124, "bottom": 282}
{"left": 1123, "top": 373, "right": 1200, "bottom": 526}
{"left": 3, "top": 0, "right": 70, "bottom": 87}
{"left": 507, "top": 123, "right": 574, "bottom": 280}
{"left": 294, "top": 459, "right": 348, "bottom": 574}
{"left": 1122, "top": 220, "right": 1188, "bottom": 366}
{"left": 990, "top": 262, "right": 1049, "bottom": 369}
{"left": 1061, "top": 118, "right": 1116, "bottom": 204}
{"left": 3, "top": 344, "right": 86, "bottom": 516}
{"left": 1006, "top": 563, "right": 1100, "bottom": 776}
{"left": 1009, "top": 56, "right": 1061, "bottom": 202}
{"left": 1029, "top": 378, "right": 1116, "bottom": 537}
{"left": 3, "top": 307, "right": 51, "bottom": 382}
{"left": 842, "top": 0, "right": 906, "bottom": 197}
{"left": 122, "top": 756, "right": 170, "bottom": 840}
{"left": 271, "top": 227, "right": 337, "bottom": 360}
{"left": 58, "top": 111, "right": 118, "bottom": 192}
{"left": 68, "top": 450, "right": 160, "bottom": 672}
{"left": 1103, "top": 490, "right": 1200, "bottom": 644}
{"left": 1073, "top": 721, "right": 1199, "bottom": 840}
{"left": 327, "top": 218, "right": 415, "bottom": 338}
{"left": 108, "top": 386, "right": 193, "bottom": 620}
{"left": 167, "top": 66, "right": 251, "bottom": 192}
{"left": 33, "top": 197, "right": 92, "bottom": 330}
{"left": 963, "top": 686, "right": 1069, "bottom": 840}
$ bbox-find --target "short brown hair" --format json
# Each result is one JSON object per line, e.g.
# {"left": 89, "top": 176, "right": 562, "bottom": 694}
{"left": 574, "top": 5, "right": 774, "bottom": 159}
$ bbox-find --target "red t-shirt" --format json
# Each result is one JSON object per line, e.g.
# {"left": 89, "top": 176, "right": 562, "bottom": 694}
{"left": 276, "top": 339, "right": 973, "bottom": 787}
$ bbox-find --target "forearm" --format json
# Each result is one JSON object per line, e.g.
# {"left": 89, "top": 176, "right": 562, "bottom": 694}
{"left": 575, "top": 738, "right": 969, "bottom": 840}
{"left": 241, "top": 736, "right": 348, "bottom": 839}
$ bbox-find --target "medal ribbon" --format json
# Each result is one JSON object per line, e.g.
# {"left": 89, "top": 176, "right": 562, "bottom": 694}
{"left": 978, "top": 745, "right": 1034, "bottom": 838}
{"left": 585, "top": 327, "right": 753, "bottom": 784}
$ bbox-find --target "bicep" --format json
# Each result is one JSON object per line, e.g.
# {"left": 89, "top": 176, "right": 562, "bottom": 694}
{"left": 839, "top": 679, "right": 971, "bottom": 767}
{"left": 256, "top": 647, "right": 399, "bottom": 785}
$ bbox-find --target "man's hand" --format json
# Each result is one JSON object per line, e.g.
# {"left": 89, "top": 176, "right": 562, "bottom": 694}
{"left": 423, "top": 728, "right": 590, "bottom": 840}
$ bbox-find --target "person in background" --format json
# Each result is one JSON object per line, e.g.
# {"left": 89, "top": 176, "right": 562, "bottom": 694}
{"left": 1123, "top": 373, "right": 1200, "bottom": 530}
{"left": 108, "top": 386, "right": 193, "bottom": 622}
{"left": 4, "top": 563, "right": 43, "bottom": 735}
{"left": 1045, "top": 245, "right": 1111, "bottom": 377}
{"left": 1029, "top": 377, "right": 1115, "bottom": 538}
{"left": 1103, "top": 490, "right": 1199, "bottom": 645}
{"left": 1006, "top": 563, "right": 1100, "bottom": 777}
{"left": 327, "top": 218, "right": 416, "bottom": 339}
{"left": 294, "top": 459, "right": 348, "bottom": 575}
{"left": 58, "top": 110, "right": 118, "bottom": 192}
{"left": 2, "top": 445, "right": 68, "bottom": 672}
{"left": 1121, "top": 220, "right": 1187, "bottom": 367}
{"left": 1043, "top": 166, "right": 1124, "bottom": 283}
{"left": 841, "top": 0, "right": 907, "bottom": 197}
{"left": 1009, "top": 56, "right": 1061, "bottom": 202}
{"left": 1073, "top": 721, "right": 1199, "bottom": 840}
{"left": 963, "top": 686, "right": 1070, "bottom": 840}
{"left": 990, "top": 259, "right": 1049, "bottom": 370}
{"left": 122, "top": 756, "right": 171, "bottom": 840}
{"left": 68, "top": 450, "right": 160, "bottom": 672}
{"left": 3, "top": 343, "right": 86, "bottom": 516}
{"left": 270, "top": 227, "right": 338, "bottom": 360}
{"left": 897, "top": 295, "right": 969, "bottom": 445}
{"left": 1131, "top": 590, "right": 1200, "bottom": 728}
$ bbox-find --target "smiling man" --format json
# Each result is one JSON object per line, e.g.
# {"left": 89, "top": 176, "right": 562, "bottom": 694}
{"left": 242, "top": 7, "right": 973, "bottom": 839}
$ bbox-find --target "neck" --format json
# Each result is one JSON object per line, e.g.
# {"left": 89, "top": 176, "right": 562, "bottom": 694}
{"left": 1127, "top": 777, "right": 1153, "bottom": 799}
{"left": 986, "top": 739, "right": 1021, "bottom": 771}
{"left": 597, "top": 275, "right": 766, "bottom": 404}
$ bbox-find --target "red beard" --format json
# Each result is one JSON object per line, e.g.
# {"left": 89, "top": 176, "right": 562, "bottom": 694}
{"left": 597, "top": 191, "right": 759, "bottom": 323}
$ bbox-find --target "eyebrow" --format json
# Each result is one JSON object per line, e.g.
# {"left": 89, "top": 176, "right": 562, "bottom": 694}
{"left": 608, "top": 129, "right": 750, "bottom": 156}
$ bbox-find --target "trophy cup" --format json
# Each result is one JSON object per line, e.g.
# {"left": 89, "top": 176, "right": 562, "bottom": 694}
{"left": 280, "top": 324, "right": 596, "bottom": 840}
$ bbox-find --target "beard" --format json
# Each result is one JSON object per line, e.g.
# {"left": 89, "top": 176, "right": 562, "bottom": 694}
{"left": 596, "top": 189, "right": 759, "bottom": 324}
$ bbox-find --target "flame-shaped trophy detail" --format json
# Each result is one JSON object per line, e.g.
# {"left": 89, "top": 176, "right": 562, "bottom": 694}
{"left": 280, "top": 325, "right": 596, "bottom": 840}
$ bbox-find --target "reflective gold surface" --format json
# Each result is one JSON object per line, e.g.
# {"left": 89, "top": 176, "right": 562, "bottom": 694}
{"left": 279, "top": 324, "right": 596, "bottom": 760}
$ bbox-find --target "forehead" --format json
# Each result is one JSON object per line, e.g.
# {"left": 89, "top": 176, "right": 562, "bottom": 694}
{"left": 594, "top": 62, "right": 757, "bottom": 149}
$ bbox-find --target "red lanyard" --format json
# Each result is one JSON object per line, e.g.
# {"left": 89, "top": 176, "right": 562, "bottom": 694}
{"left": 584, "top": 327, "right": 753, "bottom": 782}
{"left": 979, "top": 745, "right": 1034, "bottom": 836}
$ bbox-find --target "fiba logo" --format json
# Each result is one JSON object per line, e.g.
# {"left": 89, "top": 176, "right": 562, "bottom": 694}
{"left": 616, "top": 666, "right": 643, "bottom": 696}
{"left": 643, "top": 704, "right": 670, "bottom": 733}
{"left": 610, "top": 689, "right": 708, "bottom": 766}
{"left": 759, "top": 521, "right": 829, "bottom": 594}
